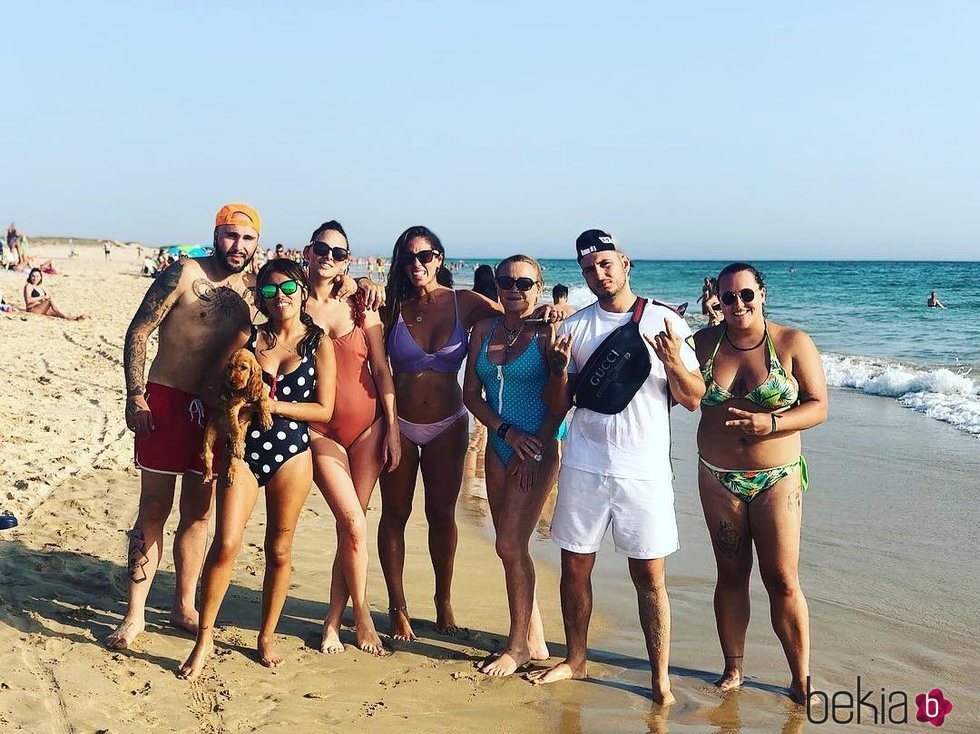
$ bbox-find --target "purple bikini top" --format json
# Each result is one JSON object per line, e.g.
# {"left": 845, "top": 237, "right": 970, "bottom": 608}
{"left": 388, "top": 291, "right": 468, "bottom": 374}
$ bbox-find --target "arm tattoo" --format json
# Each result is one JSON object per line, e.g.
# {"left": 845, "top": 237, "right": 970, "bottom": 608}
{"left": 126, "top": 527, "right": 149, "bottom": 583}
{"left": 123, "top": 261, "right": 184, "bottom": 393}
{"left": 716, "top": 520, "right": 743, "bottom": 559}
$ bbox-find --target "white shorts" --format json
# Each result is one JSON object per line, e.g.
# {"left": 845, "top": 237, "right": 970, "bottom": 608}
{"left": 551, "top": 465, "right": 679, "bottom": 559}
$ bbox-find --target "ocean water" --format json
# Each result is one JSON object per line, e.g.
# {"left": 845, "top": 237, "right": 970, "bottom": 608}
{"left": 454, "top": 259, "right": 980, "bottom": 438}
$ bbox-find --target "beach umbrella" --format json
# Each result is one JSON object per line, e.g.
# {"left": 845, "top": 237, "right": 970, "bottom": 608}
{"left": 166, "top": 244, "right": 211, "bottom": 258}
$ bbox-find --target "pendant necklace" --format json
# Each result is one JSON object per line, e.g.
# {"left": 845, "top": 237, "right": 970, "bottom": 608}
{"left": 501, "top": 319, "right": 527, "bottom": 357}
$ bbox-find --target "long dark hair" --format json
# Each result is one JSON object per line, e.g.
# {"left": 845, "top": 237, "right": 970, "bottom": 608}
{"left": 27, "top": 267, "right": 42, "bottom": 284}
{"left": 255, "top": 258, "right": 323, "bottom": 357}
{"left": 472, "top": 264, "right": 497, "bottom": 301}
{"left": 382, "top": 225, "right": 454, "bottom": 339}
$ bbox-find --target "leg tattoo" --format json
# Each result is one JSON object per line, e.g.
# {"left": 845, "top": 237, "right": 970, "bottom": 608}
{"left": 716, "top": 520, "right": 742, "bottom": 559}
{"left": 127, "top": 528, "right": 149, "bottom": 583}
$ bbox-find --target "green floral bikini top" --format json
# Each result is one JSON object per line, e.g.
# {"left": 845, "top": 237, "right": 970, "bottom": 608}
{"left": 700, "top": 325, "right": 799, "bottom": 409}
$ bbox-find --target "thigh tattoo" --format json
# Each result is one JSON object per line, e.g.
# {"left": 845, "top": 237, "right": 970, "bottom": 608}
{"left": 716, "top": 520, "right": 742, "bottom": 559}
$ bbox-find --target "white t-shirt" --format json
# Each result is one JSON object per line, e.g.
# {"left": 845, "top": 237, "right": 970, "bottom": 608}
{"left": 559, "top": 299, "right": 699, "bottom": 480}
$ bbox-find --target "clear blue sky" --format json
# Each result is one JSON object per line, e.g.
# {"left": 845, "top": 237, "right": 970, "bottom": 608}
{"left": 2, "top": 1, "right": 978, "bottom": 259}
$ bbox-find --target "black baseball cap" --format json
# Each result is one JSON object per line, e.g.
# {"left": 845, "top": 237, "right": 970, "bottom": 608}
{"left": 575, "top": 229, "right": 617, "bottom": 263}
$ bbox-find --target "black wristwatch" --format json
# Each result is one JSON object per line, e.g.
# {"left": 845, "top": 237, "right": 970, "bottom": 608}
{"left": 496, "top": 422, "right": 512, "bottom": 440}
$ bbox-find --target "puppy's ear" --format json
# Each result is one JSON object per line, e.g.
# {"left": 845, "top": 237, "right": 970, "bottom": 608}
{"left": 245, "top": 354, "right": 267, "bottom": 403}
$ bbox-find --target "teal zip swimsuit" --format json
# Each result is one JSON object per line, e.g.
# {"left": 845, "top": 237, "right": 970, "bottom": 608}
{"left": 475, "top": 320, "right": 564, "bottom": 465}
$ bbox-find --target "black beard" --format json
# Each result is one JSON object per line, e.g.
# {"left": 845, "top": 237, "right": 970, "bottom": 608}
{"left": 214, "top": 248, "right": 252, "bottom": 274}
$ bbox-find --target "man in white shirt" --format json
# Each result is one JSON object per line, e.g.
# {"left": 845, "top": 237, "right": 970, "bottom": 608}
{"left": 529, "top": 229, "right": 704, "bottom": 705}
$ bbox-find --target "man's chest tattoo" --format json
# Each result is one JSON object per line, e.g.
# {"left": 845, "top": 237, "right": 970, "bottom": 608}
{"left": 192, "top": 279, "right": 251, "bottom": 321}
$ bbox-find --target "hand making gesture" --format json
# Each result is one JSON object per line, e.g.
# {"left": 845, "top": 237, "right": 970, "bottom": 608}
{"left": 644, "top": 317, "right": 684, "bottom": 371}
{"left": 547, "top": 323, "right": 573, "bottom": 375}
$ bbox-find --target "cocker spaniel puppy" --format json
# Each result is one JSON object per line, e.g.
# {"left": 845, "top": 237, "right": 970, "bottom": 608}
{"left": 202, "top": 349, "right": 273, "bottom": 484}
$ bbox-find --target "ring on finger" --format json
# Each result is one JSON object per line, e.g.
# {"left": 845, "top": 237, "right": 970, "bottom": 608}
{"left": 532, "top": 453, "right": 543, "bottom": 462}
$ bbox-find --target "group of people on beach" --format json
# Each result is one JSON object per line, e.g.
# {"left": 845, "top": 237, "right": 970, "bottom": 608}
{"left": 106, "top": 202, "right": 828, "bottom": 707}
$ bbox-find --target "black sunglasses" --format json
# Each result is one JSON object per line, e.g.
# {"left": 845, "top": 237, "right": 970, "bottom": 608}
{"left": 309, "top": 241, "right": 349, "bottom": 261}
{"left": 400, "top": 249, "right": 440, "bottom": 266}
{"left": 720, "top": 289, "right": 757, "bottom": 306}
{"left": 496, "top": 276, "right": 538, "bottom": 292}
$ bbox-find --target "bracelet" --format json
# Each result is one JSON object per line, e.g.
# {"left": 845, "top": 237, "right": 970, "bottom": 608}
{"left": 496, "top": 422, "right": 512, "bottom": 440}
{"left": 770, "top": 414, "right": 782, "bottom": 435}
{"left": 127, "top": 387, "right": 144, "bottom": 398}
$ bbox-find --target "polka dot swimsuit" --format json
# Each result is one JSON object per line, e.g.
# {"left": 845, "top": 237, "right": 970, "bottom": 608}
{"left": 243, "top": 325, "right": 317, "bottom": 486}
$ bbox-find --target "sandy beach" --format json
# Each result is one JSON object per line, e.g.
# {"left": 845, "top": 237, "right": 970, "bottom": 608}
{"left": 2, "top": 245, "right": 978, "bottom": 733}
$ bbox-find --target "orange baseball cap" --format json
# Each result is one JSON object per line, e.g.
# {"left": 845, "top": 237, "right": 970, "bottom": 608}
{"left": 214, "top": 202, "right": 261, "bottom": 234}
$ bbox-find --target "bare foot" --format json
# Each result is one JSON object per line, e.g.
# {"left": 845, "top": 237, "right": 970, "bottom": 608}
{"left": 435, "top": 597, "right": 460, "bottom": 636}
{"left": 651, "top": 678, "right": 675, "bottom": 706}
{"left": 788, "top": 678, "right": 807, "bottom": 705}
{"left": 528, "top": 640, "right": 550, "bottom": 662}
{"left": 715, "top": 667, "right": 743, "bottom": 692}
{"left": 526, "top": 659, "right": 587, "bottom": 685}
{"left": 481, "top": 649, "right": 531, "bottom": 677}
{"left": 355, "top": 617, "right": 387, "bottom": 656}
{"left": 388, "top": 607, "right": 416, "bottom": 642}
{"left": 319, "top": 621, "right": 344, "bottom": 654}
{"left": 104, "top": 618, "right": 145, "bottom": 649}
{"left": 169, "top": 608, "right": 199, "bottom": 636}
{"left": 258, "top": 636, "right": 283, "bottom": 668}
{"left": 177, "top": 637, "right": 214, "bottom": 681}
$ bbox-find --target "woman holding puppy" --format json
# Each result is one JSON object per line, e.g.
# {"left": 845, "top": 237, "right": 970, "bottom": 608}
{"left": 179, "top": 258, "right": 337, "bottom": 681}
{"left": 303, "top": 220, "right": 401, "bottom": 656}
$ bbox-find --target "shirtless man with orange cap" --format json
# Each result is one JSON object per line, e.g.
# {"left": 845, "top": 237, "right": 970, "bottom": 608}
{"left": 106, "top": 203, "right": 382, "bottom": 649}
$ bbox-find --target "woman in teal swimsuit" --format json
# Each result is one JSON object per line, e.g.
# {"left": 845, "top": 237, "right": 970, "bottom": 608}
{"left": 463, "top": 254, "right": 564, "bottom": 677}
{"left": 693, "top": 262, "right": 828, "bottom": 704}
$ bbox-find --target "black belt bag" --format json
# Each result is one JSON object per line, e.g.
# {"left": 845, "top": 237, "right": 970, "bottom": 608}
{"left": 572, "top": 298, "right": 651, "bottom": 415}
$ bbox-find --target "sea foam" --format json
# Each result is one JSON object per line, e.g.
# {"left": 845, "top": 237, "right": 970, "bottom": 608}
{"left": 822, "top": 353, "right": 980, "bottom": 437}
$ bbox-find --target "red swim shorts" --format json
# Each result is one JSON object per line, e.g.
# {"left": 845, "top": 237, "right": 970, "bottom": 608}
{"left": 134, "top": 382, "right": 212, "bottom": 475}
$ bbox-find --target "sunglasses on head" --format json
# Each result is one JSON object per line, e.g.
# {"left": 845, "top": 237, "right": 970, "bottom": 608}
{"left": 259, "top": 279, "right": 300, "bottom": 299}
{"left": 720, "top": 289, "right": 757, "bottom": 306}
{"left": 309, "top": 241, "right": 349, "bottom": 261}
{"left": 400, "top": 249, "right": 439, "bottom": 266}
{"left": 496, "top": 276, "right": 538, "bottom": 292}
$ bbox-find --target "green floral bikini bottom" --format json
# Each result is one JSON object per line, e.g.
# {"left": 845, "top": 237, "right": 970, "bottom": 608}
{"left": 699, "top": 454, "right": 809, "bottom": 503}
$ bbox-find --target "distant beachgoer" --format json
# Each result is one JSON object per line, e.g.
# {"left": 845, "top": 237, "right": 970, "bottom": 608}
{"left": 6, "top": 223, "right": 23, "bottom": 267}
{"left": 178, "top": 259, "right": 337, "bottom": 680}
{"left": 104, "top": 241, "right": 112, "bottom": 260}
{"left": 927, "top": 291, "right": 946, "bottom": 309}
{"left": 303, "top": 219, "right": 400, "bottom": 656}
{"left": 380, "top": 225, "right": 525, "bottom": 641}
{"left": 472, "top": 264, "right": 498, "bottom": 301}
{"left": 107, "top": 203, "right": 264, "bottom": 651}
{"left": 551, "top": 283, "right": 576, "bottom": 319}
{"left": 698, "top": 277, "right": 723, "bottom": 326}
{"left": 23, "top": 268, "right": 87, "bottom": 320}
{"left": 463, "top": 254, "right": 563, "bottom": 676}
{"left": 693, "top": 262, "right": 827, "bottom": 704}
{"left": 530, "top": 230, "right": 703, "bottom": 705}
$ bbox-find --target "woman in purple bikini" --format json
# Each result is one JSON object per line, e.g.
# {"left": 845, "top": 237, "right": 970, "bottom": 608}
{"left": 379, "top": 226, "right": 531, "bottom": 641}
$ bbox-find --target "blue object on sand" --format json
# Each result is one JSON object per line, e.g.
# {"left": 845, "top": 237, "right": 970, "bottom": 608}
{"left": 0, "top": 514, "right": 18, "bottom": 530}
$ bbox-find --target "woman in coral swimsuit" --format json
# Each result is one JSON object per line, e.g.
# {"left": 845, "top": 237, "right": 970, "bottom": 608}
{"left": 304, "top": 220, "right": 401, "bottom": 656}
{"left": 693, "top": 262, "right": 828, "bottom": 703}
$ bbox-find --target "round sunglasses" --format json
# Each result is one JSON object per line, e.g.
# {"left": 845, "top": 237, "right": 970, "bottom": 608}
{"left": 496, "top": 276, "right": 538, "bottom": 292}
{"left": 720, "top": 288, "right": 758, "bottom": 306}
{"left": 400, "top": 249, "right": 440, "bottom": 266}
{"left": 309, "top": 241, "right": 349, "bottom": 261}
{"left": 259, "top": 279, "right": 300, "bottom": 299}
